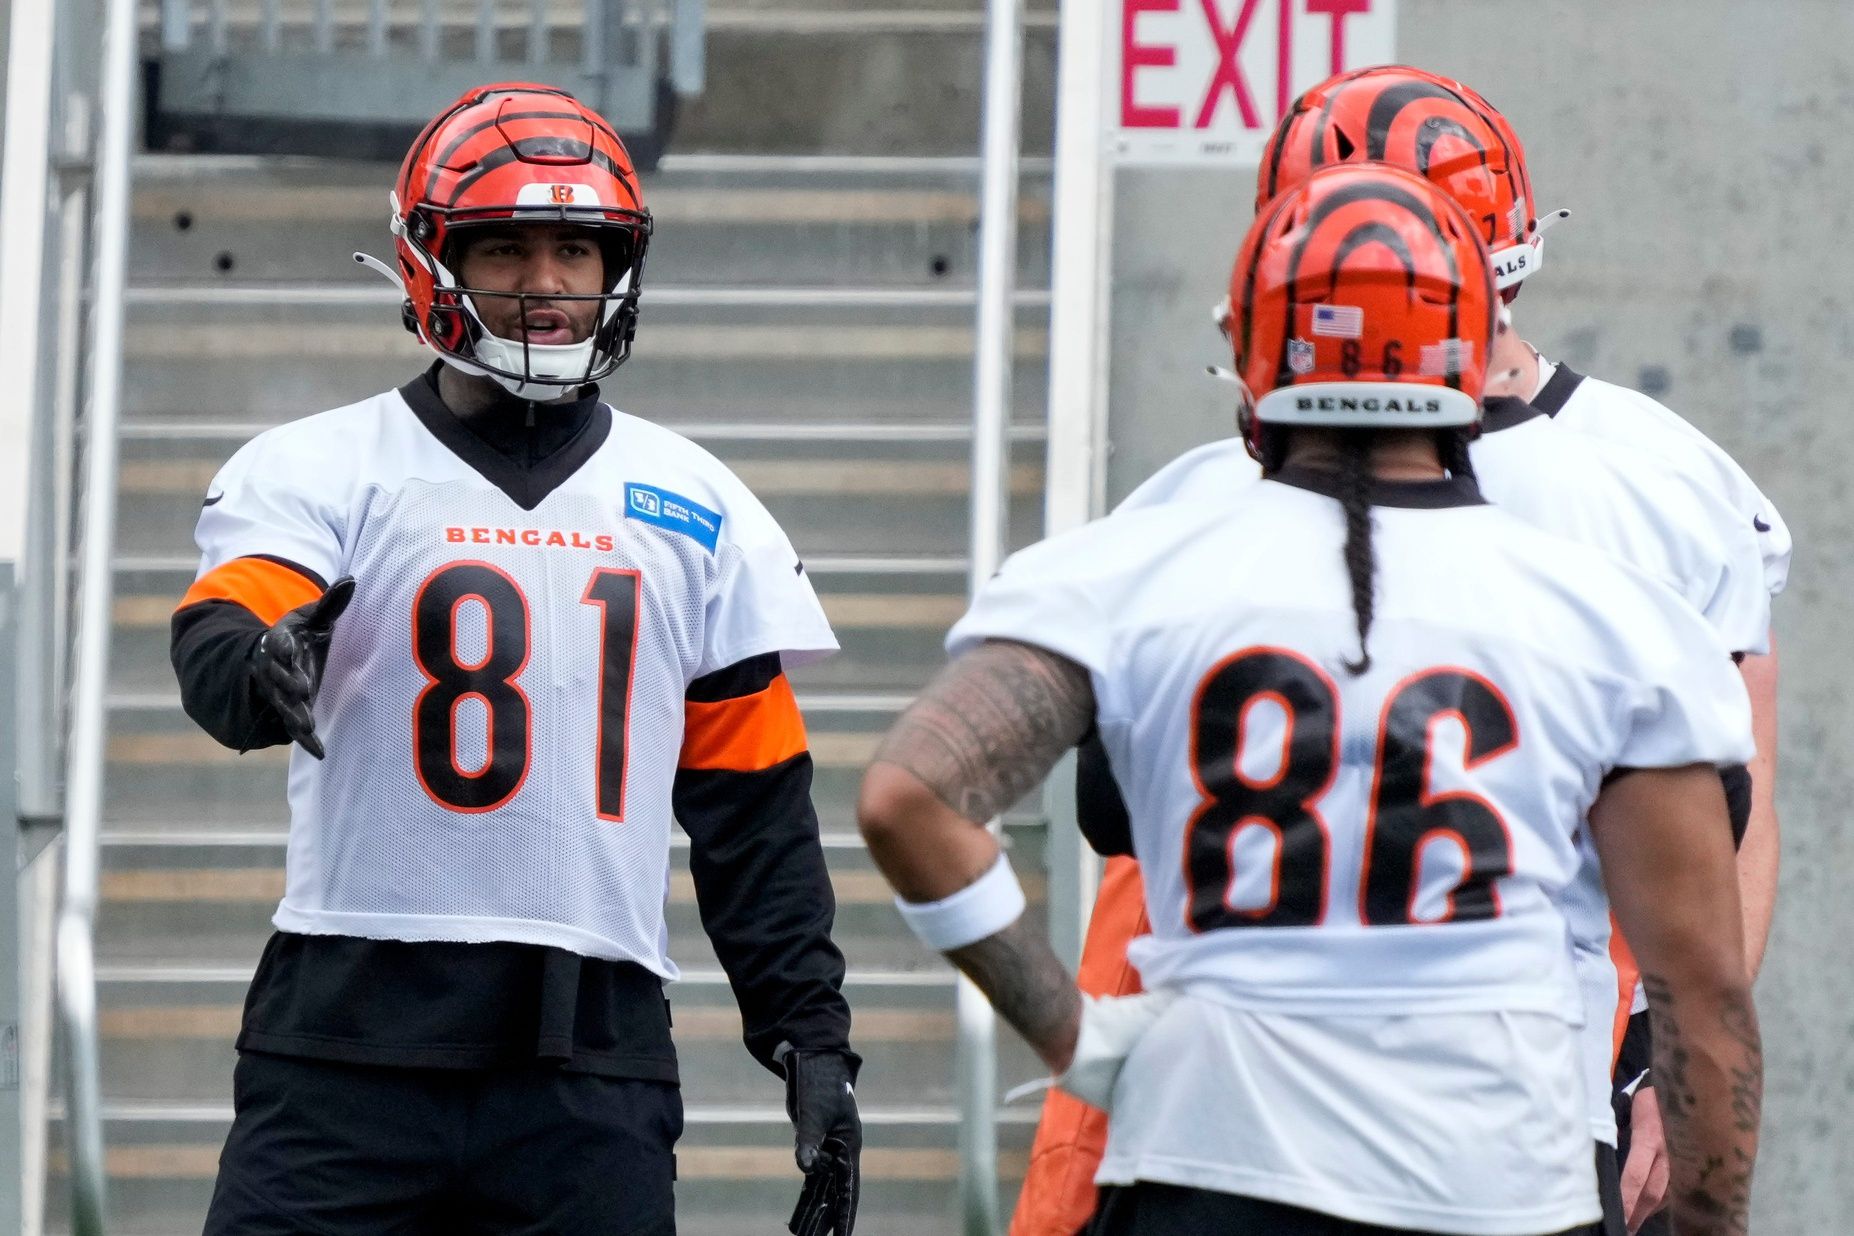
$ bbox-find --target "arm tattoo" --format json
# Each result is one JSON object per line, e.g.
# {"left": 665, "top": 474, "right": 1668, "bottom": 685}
{"left": 1641, "top": 972, "right": 1761, "bottom": 1236}
{"left": 874, "top": 640, "right": 1096, "bottom": 823}
{"left": 946, "top": 916, "right": 1082, "bottom": 1067}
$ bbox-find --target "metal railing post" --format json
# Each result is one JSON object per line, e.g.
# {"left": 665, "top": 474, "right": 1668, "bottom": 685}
{"left": 528, "top": 0, "right": 548, "bottom": 65}
{"left": 58, "top": 0, "right": 141, "bottom": 1227}
{"left": 671, "top": 0, "right": 706, "bottom": 96}
{"left": 475, "top": 0, "right": 496, "bottom": 62}
{"left": 2, "top": 0, "right": 64, "bottom": 826}
{"left": 418, "top": 0, "right": 440, "bottom": 60}
{"left": 960, "top": 0, "right": 1025, "bottom": 1231}
{"left": 367, "top": 0, "right": 389, "bottom": 57}
{"left": 160, "top": 0, "right": 192, "bottom": 52}
{"left": 312, "top": 0, "right": 335, "bottom": 54}
{"left": 1039, "top": 0, "right": 1118, "bottom": 971}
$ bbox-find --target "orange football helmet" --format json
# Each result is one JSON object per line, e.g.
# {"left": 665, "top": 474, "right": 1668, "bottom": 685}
{"left": 1221, "top": 162, "right": 1497, "bottom": 454}
{"left": 1257, "top": 66, "right": 1565, "bottom": 299}
{"left": 357, "top": 82, "right": 652, "bottom": 398}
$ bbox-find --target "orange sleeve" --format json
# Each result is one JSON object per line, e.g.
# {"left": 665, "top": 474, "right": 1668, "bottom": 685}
{"left": 177, "top": 556, "right": 323, "bottom": 626}
{"left": 1010, "top": 857, "right": 1149, "bottom": 1236}
{"left": 679, "top": 674, "right": 809, "bottom": 772}
{"left": 1608, "top": 913, "right": 1640, "bottom": 1073}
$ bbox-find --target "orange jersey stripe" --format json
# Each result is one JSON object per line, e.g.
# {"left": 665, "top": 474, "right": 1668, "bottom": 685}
{"left": 1010, "top": 857, "right": 1148, "bottom": 1236}
{"left": 177, "top": 557, "right": 322, "bottom": 626}
{"left": 679, "top": 674, "right": 808, "bottom": 772}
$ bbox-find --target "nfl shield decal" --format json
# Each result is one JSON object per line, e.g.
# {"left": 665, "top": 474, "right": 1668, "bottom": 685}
{"left": 1288, "top": 338, "right": 1316, "bottom": 374}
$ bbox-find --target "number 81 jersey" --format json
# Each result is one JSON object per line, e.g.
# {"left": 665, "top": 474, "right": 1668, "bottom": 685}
{"left": 948, "top": 470, "right": 1753, "bottom": 1020}
{"left": 183, "top": 380, "right": 837, "bottom": 974}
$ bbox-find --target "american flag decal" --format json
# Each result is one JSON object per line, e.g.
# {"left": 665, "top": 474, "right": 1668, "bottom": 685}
{"left": 1311, "top": 304, "right": 1364, "bottom": 339}
{"left": 1420, "top": 338, "right": 1474, "bottom": 377}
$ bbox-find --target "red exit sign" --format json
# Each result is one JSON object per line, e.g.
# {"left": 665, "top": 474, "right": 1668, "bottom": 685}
{"left": 1115, "top": 0, "right": 1396, "bottom": 164}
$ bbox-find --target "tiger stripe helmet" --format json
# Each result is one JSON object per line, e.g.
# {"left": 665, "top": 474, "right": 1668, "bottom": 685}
{"left": 1257, "top": 66, "right": 1565, "bottom": 299}
{"left": 1222, "top": 162, "right": 1497, "bottom": 446}
{"left": 383, "top": 82, "right": 652, "bottom": 397}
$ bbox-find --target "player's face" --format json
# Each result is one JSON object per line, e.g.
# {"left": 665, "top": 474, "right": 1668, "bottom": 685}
{"left": 453, "top": 224, "right": 607, "bottom": 347}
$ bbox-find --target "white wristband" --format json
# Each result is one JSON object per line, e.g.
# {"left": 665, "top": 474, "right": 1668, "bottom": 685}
{"left": 894, "top": 852, "right": 1027, "bottom": 952}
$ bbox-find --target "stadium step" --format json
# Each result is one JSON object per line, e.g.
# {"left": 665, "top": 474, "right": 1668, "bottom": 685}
{"left": 112, "top": 422, "right": 1048, "bottom": 561}
{"left": 119, "top": 286, "right": 1052, "bottom": 432}
{"left": 130, "top": 155, "right": 1054, "bottom": 290}
{"left": 90, "top": 826, "right": 1047, "bottom": 974}
{"left": 90, "top": 955, "right": 1049, "bottom": 1110}
{"left": 51, "top": 1106, "right": 1036, "bottom": 1236}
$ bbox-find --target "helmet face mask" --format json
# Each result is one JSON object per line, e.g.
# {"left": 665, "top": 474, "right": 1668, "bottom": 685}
{"left": 374, "top": 83, "right": 654, "bottom": 401}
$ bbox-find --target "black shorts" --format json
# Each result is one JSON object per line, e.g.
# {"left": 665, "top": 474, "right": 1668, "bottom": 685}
{"left": 1086, "top": 1181, "right": 1605, "bottom": 1236}
{"left": 1593, "top": 1139, "right": 1627, "bottom": 1236}
{"left": 203, "top": 1051, "right": 681, "bottom": 1236}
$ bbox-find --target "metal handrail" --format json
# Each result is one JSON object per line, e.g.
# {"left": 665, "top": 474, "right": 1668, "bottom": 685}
{"left": 56, "top": 0, "right": 142, "bottom": 1229}
{"left": 959, "top": 0, "right": 1024, "bottom": 1231}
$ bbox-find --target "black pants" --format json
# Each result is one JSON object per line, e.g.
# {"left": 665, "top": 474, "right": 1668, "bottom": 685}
{"left": 203, "top": 1051, "right": 681, "bottom": 1236}
{"left": 1086, "top": 1181, "right": 1605, "bottom": 1236}
{"left": 1593, "top": 1140, "right": 1627, "bottom": 1236}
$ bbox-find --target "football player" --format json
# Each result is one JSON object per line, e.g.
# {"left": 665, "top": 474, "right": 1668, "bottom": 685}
{"left": 172, "top": 84, "right": 860, "bottom": 1235}
{"left": 860, "top": 162, "right": 1760, "bottom": 1236}
{"left": 1012, "top": 65, "right": 1779, "bottom": 1236}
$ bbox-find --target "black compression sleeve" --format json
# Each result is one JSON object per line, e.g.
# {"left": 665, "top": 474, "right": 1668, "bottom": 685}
{"left": 1076, "top": 729, "right": 1136, "bottom": 857}
{"left": 170, "top": 600, "right": 289, "bottom": 751}
{"left": 675, "top": 655, "right": 854, "bottom": 1075}
{"left": 1719, "top": 763, "right": 1752, "bottom": 850}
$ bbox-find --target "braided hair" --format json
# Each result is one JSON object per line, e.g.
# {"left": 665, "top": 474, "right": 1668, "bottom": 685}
{"left": 1261, "top": 426, "right": 1473, "bottom": 677}
{"left": 1336, "top": 433, "right": 1377, "bottom": 676}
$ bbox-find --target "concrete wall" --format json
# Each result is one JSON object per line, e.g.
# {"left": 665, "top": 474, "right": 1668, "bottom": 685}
{"left": 1104, "top": 3, "right": 1854, "bottom": 1229}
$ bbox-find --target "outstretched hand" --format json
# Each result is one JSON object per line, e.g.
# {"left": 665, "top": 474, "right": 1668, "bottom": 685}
{"left": 252, "top": 576, "right": 355, "bottom": 759}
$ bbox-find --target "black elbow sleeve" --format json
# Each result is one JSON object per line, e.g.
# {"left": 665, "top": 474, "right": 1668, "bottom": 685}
{"left": 1076, "top": 730, "right": 1135, "bottom": 858}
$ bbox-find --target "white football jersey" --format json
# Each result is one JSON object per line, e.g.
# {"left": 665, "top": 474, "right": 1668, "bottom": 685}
{"left": 189, "top": 386, "right": 837, "bottom": 975}
{"left": 949, "top": 471, "right": 1752, "bottom": 1231}
{"left": 1110, "top": 417, "right": 1765, "bottom": 1145}
{"left": 1537, "top": 362, "right": 1791, "bottom": 597}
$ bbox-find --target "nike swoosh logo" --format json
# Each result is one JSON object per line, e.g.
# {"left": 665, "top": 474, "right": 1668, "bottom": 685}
{"left": 1753, "top": 515, "right": 1771, "bottom": 533}
{"left": 202, "top": 492, "right": 224, "bottom": 507}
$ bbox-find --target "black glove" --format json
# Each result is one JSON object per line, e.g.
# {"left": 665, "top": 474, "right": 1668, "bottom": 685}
{"left": 251, "top": 577, "right": 355, "bottom": 760}
{"left": 781, "top": 1047, "right": 861, "bottom": 1236}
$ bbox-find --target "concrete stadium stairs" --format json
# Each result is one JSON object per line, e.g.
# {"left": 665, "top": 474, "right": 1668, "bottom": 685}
{"left": 51, "top": 4, "right": 1061, "bottom": 1229}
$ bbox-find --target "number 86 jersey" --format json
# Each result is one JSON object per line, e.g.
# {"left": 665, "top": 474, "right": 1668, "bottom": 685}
{"left": 948, "top": 468, "right": 1753, "bottom": 1021}
{"left": 182, "top": 378, "right": 837, "bottom": 974}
